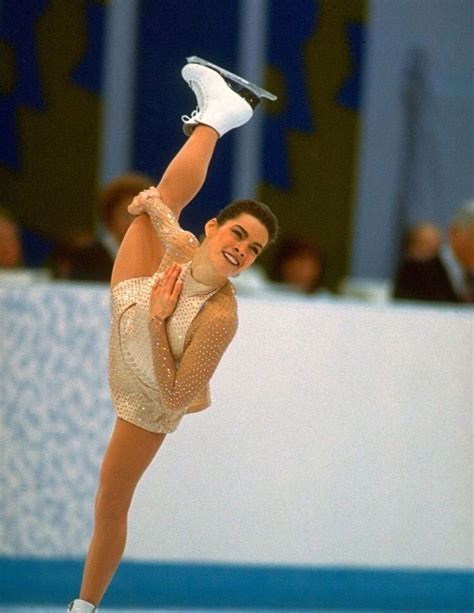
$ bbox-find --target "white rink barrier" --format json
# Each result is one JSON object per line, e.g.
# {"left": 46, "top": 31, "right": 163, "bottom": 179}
{"left": 0, "top": 283, "right": 472, "bottom": 609}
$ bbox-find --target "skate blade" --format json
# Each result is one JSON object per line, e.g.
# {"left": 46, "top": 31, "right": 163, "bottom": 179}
{"left": 186, "top": 56, "right": 277, "bottom": 101}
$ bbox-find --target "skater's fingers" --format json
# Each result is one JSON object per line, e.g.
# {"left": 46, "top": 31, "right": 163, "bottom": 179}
{"left": 152, "top": 277, "right": 164, "bottom": 293}
{"left": 159, "top": 264, "right": 178, "bottom": 293}
{"left": 128, "top": 186, "right": 159, "bottom": 215}
{"left": 128, "top": 193, "right": 144, "bottom": 215}
{"left": 171, "top": 279, "right": 183, "bottom": 301}
{"left": 165, "top": 263, "right": 181, "bottom": 279}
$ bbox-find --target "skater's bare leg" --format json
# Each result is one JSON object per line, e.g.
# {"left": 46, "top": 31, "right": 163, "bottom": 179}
{"left": 110, "top": 214, "right": 163, "bottom": 287}
{"left": 79, "top": 419, "right": 166, "bottom": 606}
{"left": 157, "top": 125, "right": 218, "bottom": 216}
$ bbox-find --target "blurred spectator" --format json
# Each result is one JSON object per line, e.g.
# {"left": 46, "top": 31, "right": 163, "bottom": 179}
{"left": 0, "top": 207, "right": 23, "bottom": 268}
{"left": 267, "top": 236, "right": 326, "bottom": 294}
{"left": 52, "top": 173, "right": 153, "bottom": 282}
{"left": 404, "top": 222, "right": 441, "bottom": 261}
{"left": 0, "top": 208, "right": 53, "bottom": 284}
{"left": 50, "top": 229, "right": 96, "bottom": 280}
{"left": 393, "top": 200, "right": 474, "bottom": 303}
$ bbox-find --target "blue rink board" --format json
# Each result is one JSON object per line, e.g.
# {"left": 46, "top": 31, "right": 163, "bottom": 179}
{"left": 0, "top": 558, "right": 473, "bottom": 611}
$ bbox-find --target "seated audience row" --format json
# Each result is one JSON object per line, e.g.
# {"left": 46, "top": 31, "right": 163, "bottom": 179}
{"left": 2, "top": 183, "right": 473, "bottom": 305}
{"left": 394, "top": 199, "right": 474, "bottom": 303}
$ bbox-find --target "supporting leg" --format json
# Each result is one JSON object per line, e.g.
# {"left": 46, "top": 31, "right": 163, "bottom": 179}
{"left": 78, "top": 419, "right": 166, "bottom": 606}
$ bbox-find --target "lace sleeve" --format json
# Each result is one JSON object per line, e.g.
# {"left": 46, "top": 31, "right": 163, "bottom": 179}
{"left": 148, "top": 307, "right": 238, "bottom": 413}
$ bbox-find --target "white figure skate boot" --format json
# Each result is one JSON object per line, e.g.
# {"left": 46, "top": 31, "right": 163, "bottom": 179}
{"left": 181, "top": 56, "right": 277, "bottom": 137}
{"left": 67, "top": 598, "right": 97, "bottom": 612}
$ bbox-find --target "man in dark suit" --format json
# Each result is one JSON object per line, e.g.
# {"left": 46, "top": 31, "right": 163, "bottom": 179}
{"left": 394, "top": 200, "right": 474, "bottom": 304}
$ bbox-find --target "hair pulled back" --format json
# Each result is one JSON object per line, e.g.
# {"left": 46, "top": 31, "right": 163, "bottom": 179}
{"left": 216, "top": 199, "right": 279, "bottom": 246}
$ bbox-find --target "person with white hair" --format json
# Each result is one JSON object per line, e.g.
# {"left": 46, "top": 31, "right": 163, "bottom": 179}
{"left": 394, "top": 199, "right": 474, "bottom": 303}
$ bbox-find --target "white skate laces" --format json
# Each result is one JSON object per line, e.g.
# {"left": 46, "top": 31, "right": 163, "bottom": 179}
{"left": 180, "top": 77, "right": 206, "bottom": 134}
{"left": 180, "top": 108, "right": 199, "bottom": 126}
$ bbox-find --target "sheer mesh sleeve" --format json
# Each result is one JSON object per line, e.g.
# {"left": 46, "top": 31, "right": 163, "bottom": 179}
{"left": 148, "top": 304, "right": 238, "bottom": 413}
{"left": 128, "top": 187, "right": 199, "bottom": 258}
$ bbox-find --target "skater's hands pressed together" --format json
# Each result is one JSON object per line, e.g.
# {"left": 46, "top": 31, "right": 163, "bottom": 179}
{"left": 149, "top": 263, "right": 183, "bottom": 320}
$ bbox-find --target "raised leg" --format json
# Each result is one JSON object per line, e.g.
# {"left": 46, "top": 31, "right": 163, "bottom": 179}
{"left": 78, "top": 418, "right": 166, "bottom": 606}
{"left": 111, "top": 58, "right": 257, "bottom": 287}
{"left": 110, "top": 126, "right": 218, "bottom": 287}
{"left": 157, "top": 125, "right": 219, "bottom": 215}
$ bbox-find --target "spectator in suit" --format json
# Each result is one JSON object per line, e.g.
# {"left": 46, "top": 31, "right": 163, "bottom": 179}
{"left": 393, "top": 200, "right": 474, "bottom": 303}
{"left": 53, "top": 173, "right": 153, "bottom": 282}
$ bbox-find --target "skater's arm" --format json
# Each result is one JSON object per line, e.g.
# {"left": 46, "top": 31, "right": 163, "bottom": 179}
{"left": 149, "top": 310, "right": 236, "bottom": 414}
{"left": 128, "top": 187, "right": 198, "bottom": 253}
{"left": 148, "top": 264, "right": 237, "bottom": 413}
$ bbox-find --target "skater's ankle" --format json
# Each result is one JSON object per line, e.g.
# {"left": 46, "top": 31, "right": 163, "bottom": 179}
{"left": 192, "top": 124, "right": 220, "bottom": 139}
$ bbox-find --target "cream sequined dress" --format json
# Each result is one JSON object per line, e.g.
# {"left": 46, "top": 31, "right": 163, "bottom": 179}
{"left": 109, "top": 193, "right": 238, "bottom": 433}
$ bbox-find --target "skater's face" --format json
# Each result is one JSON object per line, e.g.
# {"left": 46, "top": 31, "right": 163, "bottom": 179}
{"left": 204, "top": 213, "right": 269, "bottom": 276}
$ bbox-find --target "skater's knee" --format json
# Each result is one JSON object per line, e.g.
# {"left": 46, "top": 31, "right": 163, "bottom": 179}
{"left": 94, "top": 484, "right": 132, "bottom": 523}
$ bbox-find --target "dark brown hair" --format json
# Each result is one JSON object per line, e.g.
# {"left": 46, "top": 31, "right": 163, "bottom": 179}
{"left": 268, "top": 236, "right": 325, "bottom": 293}
{"left": 216, "top": 199, "right": 279, "bottom": 246}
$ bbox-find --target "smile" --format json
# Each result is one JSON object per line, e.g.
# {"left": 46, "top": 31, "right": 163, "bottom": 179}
{"left": 222, "top": 251, "right": 239, "bottom": 266}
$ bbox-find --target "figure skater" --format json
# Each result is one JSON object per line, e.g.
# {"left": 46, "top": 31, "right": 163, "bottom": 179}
{"left": 68, "top": 58, "right": 278, "bottom": 612}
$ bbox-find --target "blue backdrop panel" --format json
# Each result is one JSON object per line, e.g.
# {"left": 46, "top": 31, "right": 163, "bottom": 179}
{"left": 0, "top": 0, "right": 48, "bottom": 170}
{"left": 133, "top": 0, "right": 240, "bottom": 237}
{"left": 70, "top": 0, "right": 105, "bottom": 95}
{"left": 263, "top": 0, "right": 318, "bottom": 189}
